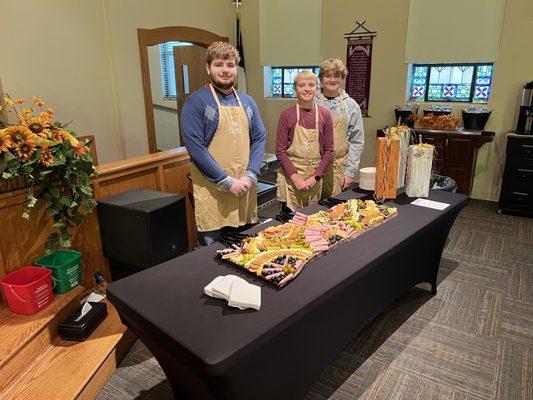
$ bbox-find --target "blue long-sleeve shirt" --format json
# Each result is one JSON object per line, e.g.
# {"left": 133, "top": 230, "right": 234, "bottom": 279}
{"left": 181, "top": 86, "right": 266, "bottom": 188}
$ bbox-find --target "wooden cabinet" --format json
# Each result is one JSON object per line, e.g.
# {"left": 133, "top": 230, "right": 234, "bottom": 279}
{"left": 377, "top": 128, "right": 494, "bottom": 195}
{"left": 498, "top": 133, "right": 533, "bottom": 216}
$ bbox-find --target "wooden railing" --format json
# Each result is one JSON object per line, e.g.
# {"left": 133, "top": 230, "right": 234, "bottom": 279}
{"left": 0, "top": 147, "right": 194, "bottom": 303}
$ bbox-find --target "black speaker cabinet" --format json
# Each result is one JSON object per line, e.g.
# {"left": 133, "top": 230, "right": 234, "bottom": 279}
{"left": 97, "top": 189, "right": 189, "bottom": 269}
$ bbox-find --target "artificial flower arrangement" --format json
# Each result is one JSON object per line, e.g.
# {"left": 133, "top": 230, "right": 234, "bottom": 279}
{"left": 414, "top": 112, "right": 462, "bottom": 131}
{"left": 0, "top": 96, "right": 97, "bottom": 251}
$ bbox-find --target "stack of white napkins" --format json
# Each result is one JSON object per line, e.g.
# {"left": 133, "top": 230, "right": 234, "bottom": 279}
{"left": 204, "top": 275, "right": 261, "bottom": 310}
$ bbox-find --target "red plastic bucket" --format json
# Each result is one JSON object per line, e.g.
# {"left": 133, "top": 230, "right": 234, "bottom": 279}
{"left": 0, "top": 267, "right": 53, "bottom": 315}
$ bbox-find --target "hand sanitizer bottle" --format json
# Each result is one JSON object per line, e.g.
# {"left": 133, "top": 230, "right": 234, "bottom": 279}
{"left": 94, "top": 273, "right": 108, "bottom": 297}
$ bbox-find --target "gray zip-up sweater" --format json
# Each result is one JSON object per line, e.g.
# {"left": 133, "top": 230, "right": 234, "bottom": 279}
{"left": 315, "top": 89, "right": 364, "bottom": 178}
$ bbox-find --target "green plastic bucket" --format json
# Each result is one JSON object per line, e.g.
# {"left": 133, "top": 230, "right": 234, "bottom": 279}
{"left": 35, "top": 250, "right": 82, "bottom": 294}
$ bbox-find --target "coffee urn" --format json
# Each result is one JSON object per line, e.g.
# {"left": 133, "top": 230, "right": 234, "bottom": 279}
{"left": 516, "top": 81, "right": 533, "bottom": 134}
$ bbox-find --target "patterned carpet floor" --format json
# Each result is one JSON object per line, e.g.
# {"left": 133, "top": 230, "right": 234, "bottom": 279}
{"left": 97, "top": 199, "right": 533, "bottom": 400}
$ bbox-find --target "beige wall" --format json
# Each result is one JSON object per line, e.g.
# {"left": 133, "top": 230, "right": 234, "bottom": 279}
{"left": 320, "top": 0, "right": 533, "bottom": 201}
{"left": 1, "top": 0, "right": 234, "bottom": 163}
{"left": 1, "top": 0, "right": 123, "bottom": 164}
{"left": 240, "top": 0, "right": 306, "bottom": 154}
{"left": 471, "top": 0, "right": 533, "bottom": 200}
{"left": 322, "top": 0, "right": 410, "bottom": 181}
{"left": 405, "top": 0, "right": 506, "bottom": 63}
{"left": 103, "top": 0, "right": 234, "bottom": 158}
{"left": 260, "top": 0, "right": 323, "bottom": 66}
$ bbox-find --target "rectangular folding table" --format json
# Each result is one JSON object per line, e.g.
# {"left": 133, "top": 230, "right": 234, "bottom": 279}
{"left": 107, "top": 190, "right": 467, "bottom": 400}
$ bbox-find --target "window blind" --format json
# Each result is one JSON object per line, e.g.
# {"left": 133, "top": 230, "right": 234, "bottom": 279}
{"left": 404, "top": 0, "right": 507, "bottom": 63}
{"left": 259, "top": 0, "right": 323, "bottom": 66}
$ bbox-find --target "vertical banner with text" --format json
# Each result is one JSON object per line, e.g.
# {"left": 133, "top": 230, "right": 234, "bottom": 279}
{"left": 345, "top": 37, "right": 373, "bottom": 116}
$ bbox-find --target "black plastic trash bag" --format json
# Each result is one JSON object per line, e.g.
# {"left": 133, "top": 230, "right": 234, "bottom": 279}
{"left": 430, "top": 173, "right": 457, "bottom": 193}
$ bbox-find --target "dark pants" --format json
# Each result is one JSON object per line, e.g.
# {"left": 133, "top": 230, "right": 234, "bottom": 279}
{"left": 279, "top": 202, "right": 293, "bottom": 214}
{"left": 197, "top": 223, "right": 258, "bottom": 247}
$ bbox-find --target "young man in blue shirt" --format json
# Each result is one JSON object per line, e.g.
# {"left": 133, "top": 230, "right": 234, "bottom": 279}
{"left": 181, "top": 42, "right": 266, "bottom": 246}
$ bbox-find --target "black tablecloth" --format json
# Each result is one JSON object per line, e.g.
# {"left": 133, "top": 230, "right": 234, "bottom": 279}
{"left": 107, "top": 190, "right": 467, "bottom": 400}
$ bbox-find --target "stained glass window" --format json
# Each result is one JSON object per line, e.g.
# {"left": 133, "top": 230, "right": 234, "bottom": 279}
{"left": 271, "top": 67, "right": 282, "bottom": 97}
{"left": 409, "top": 65, "right": 428, "bottom": 102}
{"left": 473, "top": 64, "right": 493, "bottom": 103}
{"left": 283, "top": 84, "right": 295, "bottom": 97}
{"left": 266, "top": 66, "right": 320, "bottom": 98}
{"left": 408, "top": 63, "right": 493, "bottom": 103}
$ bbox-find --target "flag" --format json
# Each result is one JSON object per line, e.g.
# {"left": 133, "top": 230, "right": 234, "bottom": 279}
{"left": 236, "top": 15, "right": 247, "bottom": 93}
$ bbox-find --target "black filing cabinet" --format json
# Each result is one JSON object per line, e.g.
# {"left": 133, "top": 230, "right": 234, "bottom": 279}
{"left": 498, "top": 133, "right": 533, "bottom": 216}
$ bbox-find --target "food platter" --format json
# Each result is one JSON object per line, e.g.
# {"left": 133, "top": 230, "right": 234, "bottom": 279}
{"left": 216, "top": 199, "right": 398, "bottom": 288}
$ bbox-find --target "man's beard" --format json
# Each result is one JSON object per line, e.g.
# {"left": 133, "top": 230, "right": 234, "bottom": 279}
{"left": 210, "top": 76, "right": 235, "bottom": 90}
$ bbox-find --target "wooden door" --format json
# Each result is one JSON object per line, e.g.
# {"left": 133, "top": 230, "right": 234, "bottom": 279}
{"left": 174, "top": 45, "right": 210, "bottom": 145}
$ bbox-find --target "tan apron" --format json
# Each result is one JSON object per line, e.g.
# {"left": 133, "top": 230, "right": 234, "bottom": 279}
{"left": 191, "top": 84, "right": 257, "bottom": 232}
{"left": 321, "top": 97, "right": 348, "bottom": 198}
{"left": 276, "top": 105, "right": 322, "bottom": 211}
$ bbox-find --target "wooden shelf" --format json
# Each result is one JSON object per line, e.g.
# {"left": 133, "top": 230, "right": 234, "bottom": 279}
{"left": 1, "top": 300, "right": 135, "bottom": 400}
{"left": 0, "top": 147, "right": 191, "bottom": 398}
{"left": 0, "top": 286, "right": 85, "bottom": 392}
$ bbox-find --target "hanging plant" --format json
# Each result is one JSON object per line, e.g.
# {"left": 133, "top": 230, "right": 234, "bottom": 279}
{"left": 0, "top": 95, "right": 97, "bottom": 252}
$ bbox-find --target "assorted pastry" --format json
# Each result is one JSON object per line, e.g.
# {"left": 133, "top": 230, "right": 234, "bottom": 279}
{"left": 216, "top": 199, "right": 398, "bottom": 288}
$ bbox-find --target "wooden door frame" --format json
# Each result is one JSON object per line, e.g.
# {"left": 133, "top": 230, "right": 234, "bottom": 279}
{"left": 138, "top": 26, "right": 228, "bottom": 153}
